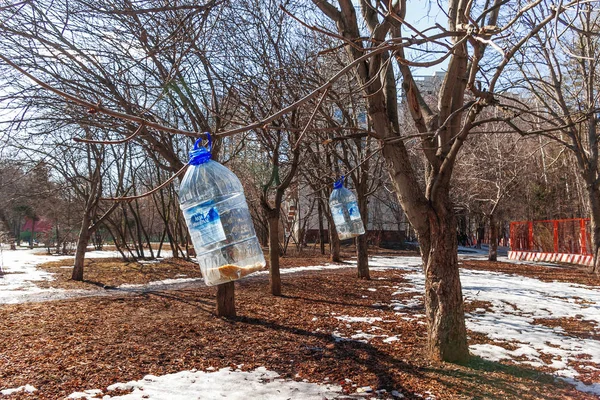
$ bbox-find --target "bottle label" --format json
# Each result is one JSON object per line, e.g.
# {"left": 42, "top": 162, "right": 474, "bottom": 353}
{"left": 184, "top": 204, "right": 226, "bottom": 247}
{"left": 331, "top": 204, "right": 346, "bottom": 227}
{"left": 347, "top": 201, "right": 362, "bottom": 221}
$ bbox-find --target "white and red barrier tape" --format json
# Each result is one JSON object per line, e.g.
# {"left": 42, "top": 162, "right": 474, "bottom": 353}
{"left": 508, "top": 251, "right": 594, "bottom": 267}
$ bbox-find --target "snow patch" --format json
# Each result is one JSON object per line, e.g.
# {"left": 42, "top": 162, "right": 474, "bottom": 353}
{"left": 0, "top": 248, "right": 180, "bottom": 304}
{"left": 390, "top": 261, "right": 600, "bottom": 395}
{"left": 117, "top": 277, "right": 202, "bottom": 289}
{"left": 1, "top": 384, "right": 37, "bottom": 395}
{"left": 69, "top": 367, "right": 342, "bottom": 399}
{"left": 335, "top": 316, "right": 383, "bottom": 324}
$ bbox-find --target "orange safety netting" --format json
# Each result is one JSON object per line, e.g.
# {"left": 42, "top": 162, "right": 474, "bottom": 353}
{"left": 509, "top": 218, "right": 591, "bottom": 255}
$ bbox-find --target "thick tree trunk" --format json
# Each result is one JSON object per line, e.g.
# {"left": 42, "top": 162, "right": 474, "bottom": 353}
{"left": 489, "top": 214, "right": 498, "bottom": 262}
{"left": 216, "top": 282, "right": 236, "bottom": 317}
{"left": 72, "top": 215, "right": 91, "bottom": 281}
{"left": 380, "top": 136, "right": 469, "bottom": 363}
{"left": 421, "top": 207, "right": 469, "bottom": 363}
{"left": 268, "top": 213, "right": 282, "bottom": 296}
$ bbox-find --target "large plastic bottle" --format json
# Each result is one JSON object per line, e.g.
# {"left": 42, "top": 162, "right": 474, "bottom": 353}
{"left": 329, "top": 176, "right": 365, "bottom": 240}
{"left": 179, "top": 134, "right": 266, "bottom": 286}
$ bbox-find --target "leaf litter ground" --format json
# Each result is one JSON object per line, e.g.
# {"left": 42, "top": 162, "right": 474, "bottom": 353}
{"left": 0, "top": 248, "right": 599, "bottom": 399}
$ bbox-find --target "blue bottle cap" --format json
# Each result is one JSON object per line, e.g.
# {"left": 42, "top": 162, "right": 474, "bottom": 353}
{"left": 333, "top": 176, "right": 344, "bottom": 189}
{"left": 189, "top": 133, "right": 212, "bottom": 165}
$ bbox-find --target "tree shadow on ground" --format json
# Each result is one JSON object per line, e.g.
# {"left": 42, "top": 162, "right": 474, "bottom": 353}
{"left": 116, "top": 279, "right": 585, "bottom": 400}
{"left": 82, "top": 279, "right": 115, "bottom": 289}
{"left": 226, "top": 314, "right": 422, "bottom": 398}
{"left": 142, "top": 289, "right": 216, "bottom": 314}
{"left": 279, "top": 293, "right": 388, "bottom": 311}
{"left": 223, "top": 314, "right": 581, "bottom": 399}
{"left": 423, "top": 355, "right": 572, "bottom": 399}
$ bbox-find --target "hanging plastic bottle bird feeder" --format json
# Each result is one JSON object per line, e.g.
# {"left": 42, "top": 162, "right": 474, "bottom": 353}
{"left": 179, "top": 133, "right": 266, "bottom": 286}
{"left": 329, "top": 176, "right": 365, "bottom": 240}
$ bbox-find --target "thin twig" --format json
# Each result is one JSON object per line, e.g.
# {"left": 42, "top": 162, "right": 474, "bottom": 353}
{"left": 0, "top": 53, "right": 200, "bottom": 138}
{"left": 305, "top": 145, "right": 383, "bottom": 197}
{"left": 293, "top": 87, "right": 330, "bottom": 151}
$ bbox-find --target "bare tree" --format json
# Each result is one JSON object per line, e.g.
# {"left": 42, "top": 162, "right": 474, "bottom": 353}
{"left": 454, "top": 126, "right": 535, "bottom": 261}
{"left": 0, "top": 0, "right": 583, "bottom": 361}
{"left": 311, "top": 0, "right": 568, "bottom": 362}
{"left": 0, "top": 0, "right": 229, "bottom": 279}
{"left": 511, "top": 3, "right": 600, "bottom": 273}
{"left": 217, "top": 0, "right": 316, "bottom": 295}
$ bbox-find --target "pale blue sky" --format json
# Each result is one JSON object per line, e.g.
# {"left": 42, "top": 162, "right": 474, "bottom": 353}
{"left": 404, "top": 0, "right": 450, "bottom": 75}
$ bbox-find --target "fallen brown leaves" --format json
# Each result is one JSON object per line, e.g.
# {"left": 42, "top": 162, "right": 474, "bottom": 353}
{"left": 0, "top": 253, "right": 597, "bottom": 399}
{"left": 533, "top": 317, "right": 600, "bottom": 341}
{"left": 34, "top": 249, "right": 343, "bottom": 291}
{"left": 35, "top": 258, "right": 204, "bottom": 290}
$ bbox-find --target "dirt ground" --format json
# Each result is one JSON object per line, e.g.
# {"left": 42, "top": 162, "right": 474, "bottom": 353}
{"left": 0, "top": 249, "right": 599, "bottom": 399}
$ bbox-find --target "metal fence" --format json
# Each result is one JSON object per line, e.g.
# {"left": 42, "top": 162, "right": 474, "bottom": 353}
{"left": 510, "top": 218, "right": 591, "bottom": 255}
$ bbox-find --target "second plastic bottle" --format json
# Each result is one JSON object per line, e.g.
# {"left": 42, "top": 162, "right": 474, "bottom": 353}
{"left": 329, "top": 176, "right": 365, "bottom": 240}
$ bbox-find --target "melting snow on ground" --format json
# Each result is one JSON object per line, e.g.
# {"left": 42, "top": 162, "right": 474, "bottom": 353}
{"left": 328, "top": 255, "right": 600, "bottom": 396}
{"left": 0, "top": 384, "right": 37, "bottom": 395}
{"left": 67, "top": 367, "right": 343, "bottom": 400}
{"left": 0, "top": 246, "right": 80, "bottom": 304}
{"left": 2, "top": 246, "right": 600, "bottom": 397}
{"left": 0, "top": 246, "right": 175, "bottom": 304}
{"left": 396, "top": 259, "right": 600, "bottom": 396}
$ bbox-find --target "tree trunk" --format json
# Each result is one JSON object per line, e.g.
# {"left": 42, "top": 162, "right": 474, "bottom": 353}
{"left": 29, "top": 218, "right": 36, "bottom": 249}
{"left": 268, "top": 213, "right": 282, "bottom": 296}
{"left": 489, "top": 214, "right": 498, "bottom": 262}
{"left": 356, "top": 191, "right": 370, "bottom": 279}
{"left": 72, "top": 215, "right": 91, "bottom": 281}
{"left": 328, "top": 216, "right": 341, "bottom": 262}
{"left": 216, "top": 282, "right": 236, "bottom": 317}
{"left": 157, "top": 229, "right": 167, "bottom": 258}
{"left": 476, "top": 224, "right": 484, "bottom": 249}
{"left": 165, "top": 222, "right": 178, "bottom": 258}
{"left": 380, "top": 136, "right": 470, "bottom": 363}
{"left": 55, "top": 223, "right": 61, "bottom": 254}
{"left": 588, "top": 188, "right": 600, "bottom": 275}
{"left": 15, "top": 215, "right": 21, "bottom": 247}
{"left": 356, "top": 234, "right": 369, "bottom": 279}
{"left": 318, "top": 201, "right": 326, "bottom": 255}
{"left": 421, "top": 207, "right": 469, "bottom": 363}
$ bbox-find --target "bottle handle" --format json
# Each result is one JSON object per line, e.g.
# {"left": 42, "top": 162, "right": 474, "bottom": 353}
{"left": 193, "top": 132, "right": 212, "bottom": 153}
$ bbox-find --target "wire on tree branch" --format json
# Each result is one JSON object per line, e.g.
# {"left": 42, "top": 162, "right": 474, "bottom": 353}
{"left": 74, "top": 124, "right": 145, "bottom": 145}
{"left": 103, "top": 162, "right": 189, "bottom": 202}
